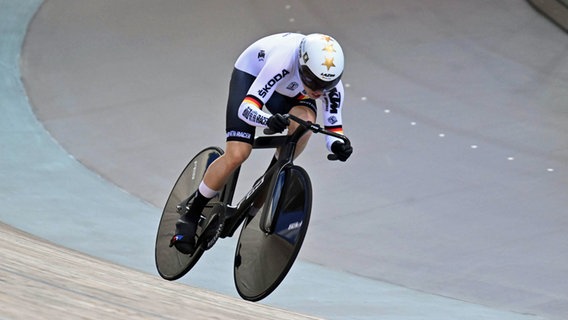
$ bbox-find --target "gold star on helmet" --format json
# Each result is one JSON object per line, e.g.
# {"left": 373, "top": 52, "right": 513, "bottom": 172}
{"left": 321, "top": 35, "right": 333, "bottom": 42}
{"left": 322, "top": 43, "right": 336, "bottom": 53}
{"left": 322, "top": 57, "right": 335, "bottom": 70}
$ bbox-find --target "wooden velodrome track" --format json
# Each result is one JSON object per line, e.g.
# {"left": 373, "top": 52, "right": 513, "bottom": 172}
{"left": 0, "top": 222, "right": 319, "bottom": 319}
{"left": 3, "top": 0, "right": 568, "bottom": 319}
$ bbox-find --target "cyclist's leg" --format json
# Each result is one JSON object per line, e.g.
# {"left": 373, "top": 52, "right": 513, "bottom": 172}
{"left": 287, "top": 105, "right": 316, "bottom": 158}
{"left": 183, "top": 141, "right": 252, "bottom": 215}
{"left": 202, "top": 141, "right": 251, "bottom": 191}
{"left": 173, "top": 68, "right": 255, "bottom": 253}
{"left": 208, "top": 67, "right": 257, "bottom": 190}
{"left": 265, "top": 93, "right": 317, "bottom": 161}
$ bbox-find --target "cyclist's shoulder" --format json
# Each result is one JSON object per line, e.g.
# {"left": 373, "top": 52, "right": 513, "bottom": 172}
{"left": 236, "top": 33, "right": 301, "bottom": 78}
{"left": 244, "top": 33, "right": 303, "bottom": 60}
{"left": 320, "top": 81, "right": 345, "bottom": 111}
{"left": 325, "top": 81, "right": 345, "bottom": 99}
{"left": 255, "top": 32, "right": 304, "bottom": 46}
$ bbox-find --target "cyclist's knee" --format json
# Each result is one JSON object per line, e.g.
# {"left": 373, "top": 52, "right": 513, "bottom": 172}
{"left": 224, "top": 142, "right": 252, "bottom": 168}
{"left": 290, "top": 105, "right": 316, "bottom": 122}
{"left": 288, "top": 106, "right": 316, "bottom": 134}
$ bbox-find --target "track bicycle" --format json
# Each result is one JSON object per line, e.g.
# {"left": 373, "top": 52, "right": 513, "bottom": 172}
{"left": 155, "top": 114, "right": 351, "bottom": 301}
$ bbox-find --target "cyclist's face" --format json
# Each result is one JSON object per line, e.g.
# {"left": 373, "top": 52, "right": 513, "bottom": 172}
{"left": 304, "top": 86, "right": 323, "bottom": 99}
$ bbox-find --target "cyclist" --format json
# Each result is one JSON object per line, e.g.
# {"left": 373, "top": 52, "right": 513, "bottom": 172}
{"left": 172, "top": 32, "right": 353, "bottom": 254}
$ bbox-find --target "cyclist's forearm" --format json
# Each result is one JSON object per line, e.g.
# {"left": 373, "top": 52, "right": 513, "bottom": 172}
{"left": 237, "top": 95, "right": 271, "bottom": 127}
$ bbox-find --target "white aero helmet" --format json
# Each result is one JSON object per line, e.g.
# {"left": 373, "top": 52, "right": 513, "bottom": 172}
{"left": 298, "top": 33, "right": 344, "bottom": 91}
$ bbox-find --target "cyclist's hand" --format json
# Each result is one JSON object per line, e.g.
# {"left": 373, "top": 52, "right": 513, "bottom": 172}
{"left": 331, "top": 140, "right": 353, "bottom": 162}
{"left": 267, "top": 113, "right": 289, "bottom": 133}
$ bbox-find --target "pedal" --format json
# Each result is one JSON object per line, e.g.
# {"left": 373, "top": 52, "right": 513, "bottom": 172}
{"left": 196, "top": 204, "right": 225, "bottom": 251}
{"left": 176, "top": 193, "right": 196, "bottom": 214}
{"left": 176, "top": 205, "right": 189, "bottom": 214}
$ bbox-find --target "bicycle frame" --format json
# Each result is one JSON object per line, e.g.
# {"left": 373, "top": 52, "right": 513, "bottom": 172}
{"left": 218, "top": 114, "right": 350, "bottom": 238}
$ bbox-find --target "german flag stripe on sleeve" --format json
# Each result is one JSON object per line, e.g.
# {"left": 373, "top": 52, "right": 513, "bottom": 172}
{"left": 243, "top": 95, "right": 263, "bottom": 109}
{"left": 325, "top": 125, "right": 344, "bottom": 134}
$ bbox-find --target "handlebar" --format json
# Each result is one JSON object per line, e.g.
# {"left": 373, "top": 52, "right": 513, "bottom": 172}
{"left": 263, "top": 114, "right": 351, "bottom": 161}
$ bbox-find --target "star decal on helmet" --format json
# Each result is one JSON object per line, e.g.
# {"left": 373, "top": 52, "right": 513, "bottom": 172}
{"left": 322, "top": 43, "right": 336, "bottom": 53}
{"left": 321, "top": 35, "right": 333, "bottom": 42}
{"left": 322, "top": 57, "right": 336, "bottom": 70}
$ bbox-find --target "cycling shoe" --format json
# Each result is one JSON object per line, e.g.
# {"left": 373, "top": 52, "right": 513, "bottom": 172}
{"left": 170, "top": 214, "right": 199, "bottom": 254}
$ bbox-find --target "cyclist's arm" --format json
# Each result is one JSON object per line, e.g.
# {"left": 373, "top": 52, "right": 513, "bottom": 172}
{"left": 237, "top": 54, "right": 292, "bottom": 128}
{"left": 237, "top": 94, "right": 271, "bottom": 127}
{"left": 322, "top": 81, "right": 346, "bottom": 151}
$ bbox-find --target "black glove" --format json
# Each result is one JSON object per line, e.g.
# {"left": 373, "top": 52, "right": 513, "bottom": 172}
{"left": 266, "top": 113, "right": 289, "bottom": 133}
{"left": 331, "top": 140, "right": 353, "bottom": 162}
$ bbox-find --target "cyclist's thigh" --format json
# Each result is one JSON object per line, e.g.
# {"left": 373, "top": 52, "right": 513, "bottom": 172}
{"left": 265, "top": 92, "right": 317, "bottom": 118}
{"left": 224, "top": 140, "right": 253, "bottom": 164}
{"left": 226, "top": 68, "right": 256, "bottom": 145}
{"left": 289, "top": 105, "right": 316, "bottom": 122}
